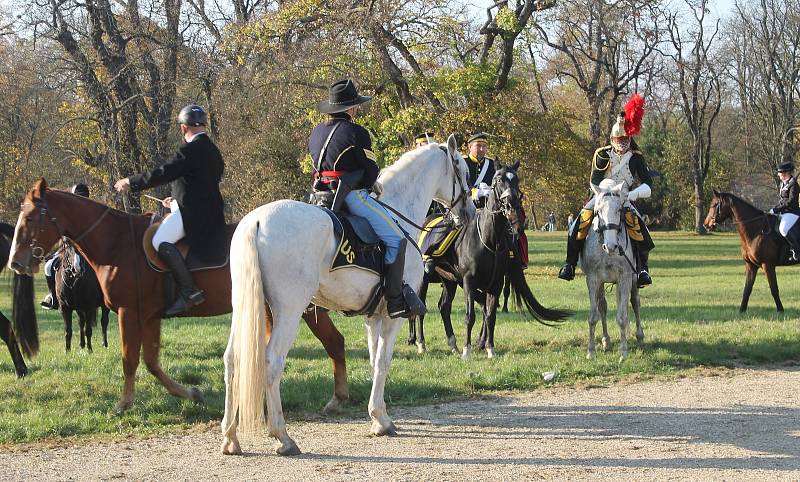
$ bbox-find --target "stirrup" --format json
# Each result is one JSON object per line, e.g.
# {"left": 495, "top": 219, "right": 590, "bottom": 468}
{"left": 558, "top": 264, "right": 575, "bottom": 281}
{"left": 637, "top": 270, "right": 652, "bottom": 288}
{"left": 790, "top": 249, "right": 798, "bottom": 262}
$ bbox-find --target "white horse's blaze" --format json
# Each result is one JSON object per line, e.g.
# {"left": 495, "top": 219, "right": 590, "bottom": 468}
{"left": 581, "top": 179, "right": 644, "bottom": 363}
{"left": 221, "top": 135, "right": 472, "bottom": 455}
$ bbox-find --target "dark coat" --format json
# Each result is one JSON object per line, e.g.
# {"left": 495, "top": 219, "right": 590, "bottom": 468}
{"left": 466, "top": 155, "right": 495, "bottom": 187}
{"left": 774, "top": 176, "right": 800, "bottom": 215}
{"left": 128, "top": 133, "right": 226, "bottom": 262}
{"left": 309, "top": 113, "right": 379, "bottom": 191}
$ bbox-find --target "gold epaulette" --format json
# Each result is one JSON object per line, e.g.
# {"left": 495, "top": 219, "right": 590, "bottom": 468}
{"left": 592, "top": 145, "right": 612, "bottom": 171}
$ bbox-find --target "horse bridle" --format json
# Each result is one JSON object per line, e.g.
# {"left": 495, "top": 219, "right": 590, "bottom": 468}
{"left": 594, "top": 191, "right": 624, "bottom": 234}
{"left": 20, "top": 191, "right": 111, "bottom": 264}
{"left": 440, "top": 145, "right": 470, "bottom": 218}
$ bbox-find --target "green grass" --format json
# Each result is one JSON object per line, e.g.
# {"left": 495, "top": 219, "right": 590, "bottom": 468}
{"left": 0, "top": 231, "right": 798, "bottom": 444}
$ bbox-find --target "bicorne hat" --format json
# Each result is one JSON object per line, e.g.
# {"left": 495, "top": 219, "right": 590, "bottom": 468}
{"left": 316, "top": 79, "right": 372, "bottom": 114}
{"left": 777, "top": 162, "right": 795, "bottom": 173}
{"left": 414, "top": 131, "right": 435, "bottom": 144}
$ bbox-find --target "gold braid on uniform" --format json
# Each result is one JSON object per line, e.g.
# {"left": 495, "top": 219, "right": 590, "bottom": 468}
{"left": 592, "top": 146, "right": 612, "bottom": 171}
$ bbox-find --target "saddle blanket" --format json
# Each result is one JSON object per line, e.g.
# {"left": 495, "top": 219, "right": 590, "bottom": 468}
{"left": 321, "top": 208, "right": 384, "bottom": 276}
{"left": 418, "top": 215, "right": 462, "bottom": 260}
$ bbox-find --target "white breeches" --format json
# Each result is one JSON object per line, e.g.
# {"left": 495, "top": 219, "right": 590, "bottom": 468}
{"left": 152, "top": 200, "right": 186, "bottom": 250}
{"left": 779, "top": 213, "right": 798, "bottom": 237}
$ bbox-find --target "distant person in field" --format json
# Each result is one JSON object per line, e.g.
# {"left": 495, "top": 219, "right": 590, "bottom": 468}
{"left": 771, "top": 162, "right": 800, "bottom": 259}
{"left": 558, "top": 94, "right": 655, "bottom": 287}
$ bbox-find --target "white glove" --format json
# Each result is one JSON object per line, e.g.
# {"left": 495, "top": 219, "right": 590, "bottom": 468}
{"left": 472, "top": 182, "right": 491, "bottom": 200}
{"left": 769, "top": 208, "right": 775, "bottom": 214}
{"left": 627, "top": 183, "right": 652, "bottom": 202}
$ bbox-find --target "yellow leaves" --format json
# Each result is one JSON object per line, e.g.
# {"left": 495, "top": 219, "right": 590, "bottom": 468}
{"left": 495, "top": 7, "right": 520, "bottom": 33}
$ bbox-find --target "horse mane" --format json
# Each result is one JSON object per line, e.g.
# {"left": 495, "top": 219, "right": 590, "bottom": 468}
{"left": 47, "top": 189, "right": 153, "bottom": 225}
{"left": 0, "top": 222, "right": 14, "bottom": 241}
{"left": 378, "top": 143, "right": 440, "bottom": 187}
{"left": 718, "top": 191, "right": 765, "bottom": 215}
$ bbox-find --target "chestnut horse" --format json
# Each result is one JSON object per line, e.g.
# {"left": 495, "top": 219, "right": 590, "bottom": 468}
{"left": 705, "top": 190, "right": 796, "bottom": 312}
{"left": 8, "top": 179, "right": 348, "bottom": 412}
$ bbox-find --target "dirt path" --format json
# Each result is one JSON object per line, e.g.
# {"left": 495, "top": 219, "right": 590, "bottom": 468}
{"left": 2, "top": 367, "right": 799, "bottom": 481}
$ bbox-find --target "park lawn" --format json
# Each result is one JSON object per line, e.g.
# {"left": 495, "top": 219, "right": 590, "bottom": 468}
{"left": 0, "top": 231, "right": 798, "bottom": 444}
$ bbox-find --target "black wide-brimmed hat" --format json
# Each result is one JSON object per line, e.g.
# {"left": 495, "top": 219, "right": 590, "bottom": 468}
{"left": 777, "top": 162, "right": 795, "bottom": 173}
{"left": 316, "top": 79, "right": 372, "bottom": 114}
{"left": 415, "top": 131, "right": 435, "bottom": 144}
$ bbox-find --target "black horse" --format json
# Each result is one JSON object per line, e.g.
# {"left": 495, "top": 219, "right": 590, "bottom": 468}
{"left": 54, "top": 243, "right": 111, "bottom": 352}
{"left": 0, "top": 222, "right": 38, "bottom": 377}
{"left": 410, "top": 162, "right": 573, "bottom": 358}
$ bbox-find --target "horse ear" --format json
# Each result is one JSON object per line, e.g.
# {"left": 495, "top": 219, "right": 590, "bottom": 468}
{"left": 511, "top": 160, "right": 520, "bottom": 171}
{"left": 33, "top": 178, "right": 47, "bottom": 198}
{"left": 613, "top": 180, "right": 625, "bottom": 193}
{"left": 446, "top": 134, "right": 458, "bottom": 158}
{"left": 590, "top": 183, "right": 600, "bottom": 196}
{"left": 713, "top": 188, "right": 719, "bottom": 196}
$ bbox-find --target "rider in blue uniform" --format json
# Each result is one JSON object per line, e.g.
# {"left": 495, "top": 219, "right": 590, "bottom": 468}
{"left": 309, "top": 79, "right": 420, "bottom": 319}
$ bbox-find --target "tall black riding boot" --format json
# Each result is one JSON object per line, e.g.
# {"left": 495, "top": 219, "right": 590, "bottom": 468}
{"left": 158, "top": 242, "right": 205, "bottom": 317}
{"left": 41, "top": 271, "right": 59, "bottom": 310}
{"left": 637, "top": 247, "right": 652, "bottom": 287}
{"left": 385, "top": 239, "right": 426, "bottom": 319}
{"left": 558, "top": 215, "right": 585, "bottom": 281}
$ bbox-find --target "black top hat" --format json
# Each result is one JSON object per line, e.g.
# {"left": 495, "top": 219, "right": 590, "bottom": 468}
{"left": 777, "top": 162, "right": 795, "bottom": 173}
{"left": 316, "top": 79, "right": 372, "bottom": 114}
{"left": 467, "top": 132, "right": 489, "bottom": 144}
{"left": 414, "top": 131, "right": 435, "bottom": 143}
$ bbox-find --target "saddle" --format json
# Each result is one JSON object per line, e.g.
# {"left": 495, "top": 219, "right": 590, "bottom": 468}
{"left": 318, "top": 207, "right": 384, "bottom": 276}
{"left": 418, "top": 215, "right": 462, "bottom": 260}
{"left": 142, "top": 220, "right": 235, "bottom": 272}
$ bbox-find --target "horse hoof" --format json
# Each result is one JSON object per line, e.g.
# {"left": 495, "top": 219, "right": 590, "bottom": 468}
{"left": 416, "top": 341, "right": 426, "bottom": 354}
{"left": 618, "top": 353, "right": 628, "bottom": 363}
{"left": 486, "top": 348, "right": 496, "bottom": 359}
{"left": 276, "top": 440, "right": 302, "bottom": 456}
{"left": 221, "top": 437, "right": 243, "bottom": 455}
{"left": 114, "top": 401, "right": 133, "bottom": 414}
{"left": 15, "top": 366, "right": 28, "bottom": 378}
{"left": 371, "top": 420, "right": 398, "bottom": 436}
{"left": 601, "top": 339, "right": 611, "bottom": 352}
{"left": 189, "top": 387, "right": 205, "bottom": 405}
{"left": 586, "top": 351, "right": 595, "bottom": 360}
{"left": 461, "top": 347, "right": 471, "bottom": 360}
{"left": 323, "top": 397, "right": 341, "bottom": 414}
{"left": 447, "top": 336, "right": 458, "bottom": 353}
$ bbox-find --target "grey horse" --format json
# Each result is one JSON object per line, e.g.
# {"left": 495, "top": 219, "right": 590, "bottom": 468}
{"left": 578, "top": 179, "right": 644, "bottom": 361}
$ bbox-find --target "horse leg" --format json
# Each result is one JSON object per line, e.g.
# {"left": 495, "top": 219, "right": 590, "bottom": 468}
{"left": 368, "top": 316, "right": 404, "bottom": 436}
{"left": 141, "top": 317, "right": 204, "bottom": 403}
{"left": 762, "top": 263, "right": 784, "bottom": 313}
{"left": 415, "top": 277, "right": 431, "bottom": 354}
{"left": 301, "top": 309, "right": 349, "bottom": 413}
{"left": 631, "top": 285, "right": 644, "bottom": 348}
{"left": 83, "top": 310, "right": 94, "bottom": 353}
{"left": 263, "top": 309, "right": 304, "bottom": 456}
{"left": 0, "top": 312, "right": 27, "bottom": 378}
{"left": 586, "top": 278, "right": 600, "bottom": 359}
{"left": 599, "top": 290, "right": 611, "bottom": 352}
{"left": 220, "top": 326, "right": 242, "bottom": 455}
{"left": 501, "top": 273, "right": 511, "bottom": 313}
{"left": 116, "top": 309, "right": 142, "bottom": 412}
{"left": 740, "top": 262, "right": 758, "bottom": 313}
{"left": 366, "top": 318, "right": 381, "bottom": 369}
{"left": 484, "top": 292, "right": 499, "bottom": 359}
{"left": 440, "top": 280, "right": 458, "bottom": 353}
{"left": 100, "top": 307, "right": 110, "bottom": 348}
{"left": 616, "top": 280, "right": 631, "bottom": 362}
{"left": 461, "top": 276, "right": 477, "bottom": 360}
{"left": 62, "top": 308, "right": 73, "bottom": 352}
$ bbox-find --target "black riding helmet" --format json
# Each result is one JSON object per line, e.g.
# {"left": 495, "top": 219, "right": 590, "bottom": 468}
{"left": 177, "top": 104, "right": 208, "bottom": 127}
{"left": 71, "top": 183, "right": 90, "bottom": 197}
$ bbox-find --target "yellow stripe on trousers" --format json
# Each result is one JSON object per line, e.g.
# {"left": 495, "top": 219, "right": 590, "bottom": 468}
{"left": 355, "top": 191, "right": 404, "bottom": 236}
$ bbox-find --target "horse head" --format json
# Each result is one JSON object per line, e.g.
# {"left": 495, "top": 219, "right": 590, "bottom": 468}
{"left": 489, "top": 160, "right": 523, "bottom": 236}
{"left": 704, "top": 189, "right": 730, "bottom": 231}
{"left": 430, "top": 134, "right": 475, "bottom": 225}
{"left": 591, "top": 179, "right": 627, "bottom": 255}
{"left": 8, "top": 178, "right": 63, "bottom": 275}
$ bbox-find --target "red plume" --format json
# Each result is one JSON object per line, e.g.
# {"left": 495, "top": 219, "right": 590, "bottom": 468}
{"left": 623, "top": 93, "right": 645, "bottom": 136}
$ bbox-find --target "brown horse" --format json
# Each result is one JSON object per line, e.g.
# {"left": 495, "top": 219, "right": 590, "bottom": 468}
{"left": 704, "top": 190, "right": 796, "bottom": 312}
{"left": 8, "top": 178, "right": 348, "bottom": 412}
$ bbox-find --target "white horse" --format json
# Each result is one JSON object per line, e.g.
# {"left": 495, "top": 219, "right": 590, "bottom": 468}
{"left": 579, "top": 179, "right": 644, "bottom": 362}
{"left": 220, "top": 135, "right": 474, "bottom": 456}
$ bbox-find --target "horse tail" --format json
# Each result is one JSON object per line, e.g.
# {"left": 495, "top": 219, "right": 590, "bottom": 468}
{"left": 0, "top": 222, "right": 15, "bottom": 240}
{"left": 508, "top": 263, "right": 573, "bottom": 326}
{"left": 230, "top": 217, "right": 268, "bottom": 432}
{"left": 12, "top": 273, "right": 39, "bottom": 357}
